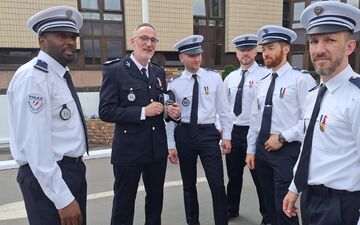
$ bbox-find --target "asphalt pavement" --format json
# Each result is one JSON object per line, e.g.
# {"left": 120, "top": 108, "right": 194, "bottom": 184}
{"left": 0, "top": 156, "right": 266, "bottom": 225}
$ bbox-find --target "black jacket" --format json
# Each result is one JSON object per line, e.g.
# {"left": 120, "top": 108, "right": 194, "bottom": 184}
{"left": 99, "top": 55, "right": 168, "bottom": 165}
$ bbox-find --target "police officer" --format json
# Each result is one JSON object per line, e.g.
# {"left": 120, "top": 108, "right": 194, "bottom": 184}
{"left": 246, "top": 25, "right": 316, "bottom": 225}
{"left": 99, "top": 23, "right": 180, "bottom": 225}
{"left": 223, "top": 34, "right": 271, "bottom": 224}
{"left": 166, "top": 35, "right": 233, "bottom": 225}
{"left": 7, "top": 6, "right": 87, "bottom": 225}
{"left": 283, "top": 2, "right": 360, "bottom": 225}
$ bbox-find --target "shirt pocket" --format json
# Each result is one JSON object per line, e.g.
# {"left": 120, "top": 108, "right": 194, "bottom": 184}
{"left": 120, "top": 84, "right": 142, "bottom": 105}
{"left": 51, "top": 97, "right": 76, "bottom": 124}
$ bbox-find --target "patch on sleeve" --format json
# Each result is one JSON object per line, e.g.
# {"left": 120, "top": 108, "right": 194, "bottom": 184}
{"left": 27, "top": 93, "right": 45, "bottom": 113}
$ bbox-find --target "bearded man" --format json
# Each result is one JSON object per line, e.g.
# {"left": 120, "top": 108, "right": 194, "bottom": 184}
{"left": 246, "top": 25, "right": 316, "bottom": 225}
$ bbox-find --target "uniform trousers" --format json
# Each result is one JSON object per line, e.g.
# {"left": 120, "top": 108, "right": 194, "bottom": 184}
{"left": 255, "top": 140, "right": 301, "bottom": 225}
{"left": 226, "top": 125, "right": 270, "bottom": 223}
{"left": 175, "top": 123, "right": 227, "bottom": 225}
{"left": 111, "top": 158, "right": 167, "bottom": 225}
{"left": 300, "top": 185, "right": 360, "bottom": 225}
{"left": 17, "top": 156, "right": 87, "bottom": 225}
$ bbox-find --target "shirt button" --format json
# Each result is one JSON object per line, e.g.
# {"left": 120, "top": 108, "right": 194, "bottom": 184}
{"left": 124, "top": 130, "right": 127, "bottom": 133}
{"left": 152, "top": 127, "right": 155, "bottom": 130}
{"left": 151, "top": 99, "right": 154, "bottom": 102}
{"left": 149, "top": 85, "right": 151, "bottom": 89}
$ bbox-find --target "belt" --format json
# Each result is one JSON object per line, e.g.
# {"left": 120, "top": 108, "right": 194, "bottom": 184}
{"left": 308, "top": 185, "right": 359, "bottom": 196}
{"left": 233, "top": 124, "right": 249, "bottom": 128}
{"left": 20, "top": 156, "right": 83, "bottom": 169}
{"left": 178, "top": 122, "right": 215, "bottom": 128}
{"left": 58, "top": 156, "right": 83, "bottom": 165}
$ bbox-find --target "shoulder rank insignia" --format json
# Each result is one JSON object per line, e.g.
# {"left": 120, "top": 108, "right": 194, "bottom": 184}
{"left": 260, "top": 73, "right": 271, "bottom": 81}
{"left": 33, "top": 59, "right": 48, "bottom": 73}
{"left": 293, "top": 67, "right": 309, "bottom": 73}
{"left": 150, "top": 61, "right": 164, "bottom": 70}
{"left": 349, "top": 76, "right": 360, "bottom": 90}
{"left": 309, "top": 84, "right": 320, "bottom": 92}
{"left": 104, "top": 58, "right": 121, "bottom": 65}
{"left": 169, "top": 72, "right": 182, "bottom": 82}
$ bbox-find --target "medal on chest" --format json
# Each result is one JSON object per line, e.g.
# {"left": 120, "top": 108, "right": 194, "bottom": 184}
{"left": 127, "top": 88, "right": 136, "bottom": 102}
{"left": 60, "top": 104, "right": 71, "bottom": 120}
{"left": 204, "top": 86, "right": 209, "bottom": 95}
{"left": 280, "top": 87, "right": 286, "bottom": 99}
{"left": 249, "top": 80, "right": 254, "bottom": 88}
{"left": 319, "top": 114, "right": 327, "bottom": 132}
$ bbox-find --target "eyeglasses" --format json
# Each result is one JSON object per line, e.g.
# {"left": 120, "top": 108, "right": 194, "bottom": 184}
{"left": 135, "top": 35, "right": 159, "bottom": 44}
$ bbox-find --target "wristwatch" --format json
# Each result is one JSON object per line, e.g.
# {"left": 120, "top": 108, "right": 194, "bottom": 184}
{"left": 278, "top": 133, "right": 286, "bottom": 144}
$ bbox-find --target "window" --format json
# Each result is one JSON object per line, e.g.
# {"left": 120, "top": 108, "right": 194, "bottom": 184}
{"left": 210, "top": 0, "right": 224, "bottom": 18}
{"left": 292, "top": 2, "right": 305, "bottom": 29}
{"left": 78, "top": 0, "right": 125, "bottom": 66}
{"left": 105, "top": 0, "right": 121, "bottom": 10}
{"left": 193, "top": 0, "right": 206, "bottom": 16}
{"left": 81, "top": 0, "right": 98, "bottom": 9}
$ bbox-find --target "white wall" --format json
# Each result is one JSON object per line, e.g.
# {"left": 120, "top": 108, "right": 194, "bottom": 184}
{"left": 0, "top": 92, "right": 100, "bottom": 147}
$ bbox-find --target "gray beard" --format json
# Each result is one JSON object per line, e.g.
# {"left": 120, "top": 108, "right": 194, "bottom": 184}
{"left": 315, "top": 53, "right": 344, "bottom": 77}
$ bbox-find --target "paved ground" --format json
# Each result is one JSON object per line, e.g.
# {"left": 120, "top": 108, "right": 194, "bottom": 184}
{"left": 0, "top": 156, "right": 268, "bottom": 225}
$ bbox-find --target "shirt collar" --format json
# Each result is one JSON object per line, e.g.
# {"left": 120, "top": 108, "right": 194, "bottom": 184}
{"left": 241, "top": 62, "right": 258, "bottom": 74}
{"left": 272, "top": 62, "right": 291, "bottom": 78}
{"left": 130, "top": 53, "right": 149, "bottom": 72}
{"left": 37, "top": 50, "right": 69, "bottom": 78}
{"left": 322, "top": 65, "right": 353, "bottom": 93}
{"left": 183, "top": 67, "right": 203, "bottom": 80}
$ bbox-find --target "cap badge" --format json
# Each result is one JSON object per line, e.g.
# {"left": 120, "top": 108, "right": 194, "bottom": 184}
{"left": 192, "top": 37, "right": 197, "bottom": 43}
{"left": 314, "top": 6, "right": 324, "bottom": 16}
{"left": 245, "top": 37, "right": 249, "bottom": 40}
{"left": 65, "top": 10, "right": 73, "bottom": 18}
{"left": 263, "top": 29, "right": 268, "bottom": 34}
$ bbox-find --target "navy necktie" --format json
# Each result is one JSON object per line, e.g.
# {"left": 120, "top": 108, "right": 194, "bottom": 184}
{"left": 189, "top": 74, "right": 199, "bottom": 137}
{"left": 64, "top": 71, "right": 89, "bottom": 154}
{"left": 258, "top": 73, "right": 278, "bottom": 143}
{"left": 233, "top": 69, "right": 248, "bottom": 116}
{"left": 294, "top": 84, "right": 327, "bottom": 192}
{"left": 141, "top": 68, "right": 147, "bottom": 77}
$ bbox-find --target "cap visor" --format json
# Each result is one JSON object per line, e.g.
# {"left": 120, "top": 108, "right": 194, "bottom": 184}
{"left": 182, "top": 48, "right": 203, "bottom": 55}
{"left": 40, "top": 27, "right": 79, "bottom": 36}
{"left": 307, "top": 24, "right": 353, "bottom": 35}
{"left": 236, "top": 45, "right": 257, "bottom": 50}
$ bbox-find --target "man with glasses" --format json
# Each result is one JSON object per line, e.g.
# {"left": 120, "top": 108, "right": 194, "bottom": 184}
{"left": 99, "top": 23, "right": 180, "bottom": 225}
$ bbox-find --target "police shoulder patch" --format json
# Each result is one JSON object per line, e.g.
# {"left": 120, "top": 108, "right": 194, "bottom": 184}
{"left": 104, "top": 58, "right": 121, "bottom": 65}
{"left": 33, "top": 60, "right": 48, "bottom": 73}
{"left": 349, "top": 77, "right": 360, "bottom": 90}
{"left": 27, "top": 93, "right": 45, "bottom": 113}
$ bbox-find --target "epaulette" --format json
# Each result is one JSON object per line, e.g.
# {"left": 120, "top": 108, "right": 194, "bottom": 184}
{"left": 33, "top": 59, "right": 48, "bottom": 73}
{"left": 293, "top": 67, "right": 309, "bottom": 74}
{"left": 150, "top": 61, "right": 164, "bottom": 70}
{"left": 204, "top": 68, "right": 219, "bottom": 73}
{"left": 258, "top": 64, "right": 265, "bottom": 67}
{"left": 259, "top": 73, "right": 271, "bottom": 81}
{"left": 349, "top": 76, "right": 360, "bottom": 90}
{"left": 104, "top": 58, "right": 121, "bottom": 65}
{"left": 309, "top": 84, "right": 320, "bottom": 92}
{"left": 168, "top": 72, "right": 182, "bottom": 82}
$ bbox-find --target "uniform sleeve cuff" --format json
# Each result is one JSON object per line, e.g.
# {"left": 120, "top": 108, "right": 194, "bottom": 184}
{"left": 140, "top": 107, "right": 146, "bottom": 120}
{"left": 288, "top": 181, "right": 300, "bottom": 194}
{"left": 52, "top": 190, "right": 75, "bottom": 209}
{"left": 222, "top": 131, "right": 231, "bottom": 140}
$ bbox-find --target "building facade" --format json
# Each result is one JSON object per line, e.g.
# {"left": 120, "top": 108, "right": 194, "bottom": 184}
{"left": 0, "top": 0, "right": 359, "bottom": 91}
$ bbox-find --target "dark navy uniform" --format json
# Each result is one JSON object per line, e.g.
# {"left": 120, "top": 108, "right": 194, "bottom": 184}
{"left": 99, "top": 54, "right": 168, "bottom": 225}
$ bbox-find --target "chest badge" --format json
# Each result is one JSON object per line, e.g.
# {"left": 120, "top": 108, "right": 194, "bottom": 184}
{"left": 60, "top": 104, "right": 71, "bottom": 120}
{"left": 280, "top": 87, "right": 286, "bottom": 99}
{"left": 319, "top": 114, "right": 327, "bottom": 132}
{"left": 204, "top": 86, "right": 209, "bottom": 95}
{"left": 127, "top": 88, "right": 136, "bottom": 102}
{"left": 182, "top": 97, "right": 190, "bottom": 107}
